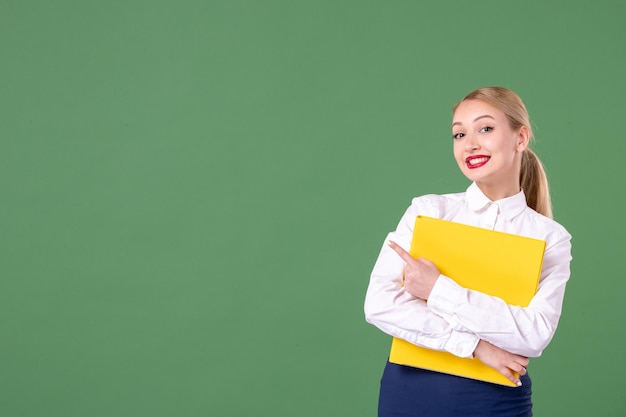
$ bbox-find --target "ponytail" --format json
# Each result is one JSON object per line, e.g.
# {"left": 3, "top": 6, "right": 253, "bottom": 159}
{"left": 520, "top": 148, "right": 552, "bottom": 219}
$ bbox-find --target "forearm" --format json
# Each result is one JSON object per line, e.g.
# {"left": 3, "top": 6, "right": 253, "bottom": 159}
{"left": 427, "top": 269, "right": 569, "bottom": 356}
{"left": 425, "top": 234, "right": 571, "bottom": 357}
{"left": 427, "top": 278, "right": 549, "bottom": 356}
{"left": 365, "top": 237, "right": 479, "bottom": 358}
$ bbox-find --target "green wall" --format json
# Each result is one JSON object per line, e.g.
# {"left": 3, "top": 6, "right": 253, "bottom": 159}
{"left": 2, "top": 1, "right": 624, "bottom": 416}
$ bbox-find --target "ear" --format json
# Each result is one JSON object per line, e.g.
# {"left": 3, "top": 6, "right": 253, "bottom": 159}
{"left": 515, "top": 126, "right": 530, "bottom": 152}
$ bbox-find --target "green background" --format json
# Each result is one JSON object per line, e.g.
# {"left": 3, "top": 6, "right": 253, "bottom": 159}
{"left": 1, "top": 1, "right": 624, "bottom": 416}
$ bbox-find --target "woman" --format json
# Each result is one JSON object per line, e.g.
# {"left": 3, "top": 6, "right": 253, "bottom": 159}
{"left": 364, "top": 87, "right": 572, "bottom": 417}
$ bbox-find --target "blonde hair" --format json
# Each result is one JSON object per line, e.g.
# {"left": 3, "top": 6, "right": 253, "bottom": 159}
{"left": 453, "top": 87, "right": 553, "bottom": 219}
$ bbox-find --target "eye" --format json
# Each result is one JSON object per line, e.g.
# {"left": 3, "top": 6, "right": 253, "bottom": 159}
{"left": 453, "top": 132, "right": 465, "bottom": 140}
{"left": 479, "top": 126, "right": 494, "bottom": 133}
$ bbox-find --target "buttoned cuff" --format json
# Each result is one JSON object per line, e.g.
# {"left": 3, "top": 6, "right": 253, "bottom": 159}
{"left": 444, "top": 330, "right": 479, "bottom": 358}
{"left": 428, "top": 275, "right": 479, "bottom": 358}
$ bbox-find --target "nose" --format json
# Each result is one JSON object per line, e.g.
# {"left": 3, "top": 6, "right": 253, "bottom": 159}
{"left": 464, "top": 133, "right": 479, "bottom": 152}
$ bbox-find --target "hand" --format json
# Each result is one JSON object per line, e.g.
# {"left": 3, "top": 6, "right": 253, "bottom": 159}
{"left": 473, "top": 340, "right": 529, "bottom": 386}
{"left": 387, "top": 240, "right": 440, "bottom": 300}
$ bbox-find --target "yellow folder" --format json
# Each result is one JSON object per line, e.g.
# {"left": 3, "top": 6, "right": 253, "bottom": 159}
{"left": 389, "top": 215, "right": 546, "bottom": 386}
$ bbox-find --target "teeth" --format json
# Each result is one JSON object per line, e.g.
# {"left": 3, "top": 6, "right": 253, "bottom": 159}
{"left": 468, "top": 157, "right": 489, "bottom": 165}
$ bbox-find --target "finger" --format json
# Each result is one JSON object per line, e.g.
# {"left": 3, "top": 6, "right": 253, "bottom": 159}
{"left": 516, "top": 357, "right": 529, "bottom": 376}
{"left": 509, "top": 361, "right": 527, "bottom": 377}
{"left": 416, "top": 257, "right": 435, "bottom": 267}
{"left": 498, "top": 366, "right": 522, "bottom": 387}
{"left": 386, "top": 240, "right": 414, "bottom": 264}
{"left": 519, "top": 357, "right": 530, "bottom": 368}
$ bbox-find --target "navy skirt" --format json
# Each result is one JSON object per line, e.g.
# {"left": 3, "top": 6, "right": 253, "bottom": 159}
{"left": 378, "top": 361, "right": 532, "bottom": 417}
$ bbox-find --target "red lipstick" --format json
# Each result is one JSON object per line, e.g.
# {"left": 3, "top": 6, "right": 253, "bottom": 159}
{"left": 466, "top": 155, "right": 490, "bottom": 169}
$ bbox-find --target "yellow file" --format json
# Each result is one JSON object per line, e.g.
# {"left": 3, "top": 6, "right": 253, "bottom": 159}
{"left": 389, "top": 215, "right": 546, "bottom": 386}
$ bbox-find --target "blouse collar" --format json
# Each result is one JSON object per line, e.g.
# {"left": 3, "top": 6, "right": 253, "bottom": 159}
{"left": 466, "top": 182, "right": 528, "bottom": 220}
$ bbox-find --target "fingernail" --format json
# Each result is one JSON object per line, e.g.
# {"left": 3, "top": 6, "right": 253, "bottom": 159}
{"left": 386, "top": 240, "right": 392, "bottom": 246}
{"left": 516, "top": 381, "right": 522, "bottom": 387}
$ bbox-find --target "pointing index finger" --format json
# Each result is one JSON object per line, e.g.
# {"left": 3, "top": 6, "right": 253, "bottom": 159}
{"left": 386, "top": 240, "right": 415, "bottom": 264}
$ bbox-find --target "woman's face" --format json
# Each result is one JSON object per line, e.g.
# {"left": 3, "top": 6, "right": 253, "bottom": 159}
{"left": 452, "top": 99, "right": 528, "bottom": 199}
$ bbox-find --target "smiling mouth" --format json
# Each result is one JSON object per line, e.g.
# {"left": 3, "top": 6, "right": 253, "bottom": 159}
{"left": 466, "top": 156, "right": 490, "bottom": 168}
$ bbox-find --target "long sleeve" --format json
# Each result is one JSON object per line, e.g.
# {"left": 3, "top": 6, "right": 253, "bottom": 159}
{"left": 364, "top": 202, "right": 480, "bottom": 358}
{"left": 426, "top": 228, "right": 572, "bottom": 357}
{"left": 364, "top": 184, "right": 573, "bottom": 360}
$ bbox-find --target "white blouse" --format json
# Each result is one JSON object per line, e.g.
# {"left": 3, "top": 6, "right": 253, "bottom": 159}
{"left": 364, "top": 182, "right": 572, "bottom": 358}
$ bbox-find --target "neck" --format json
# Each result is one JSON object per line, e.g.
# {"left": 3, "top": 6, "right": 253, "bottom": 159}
{"left": 475, "top": 181, "right": 521, "bottom": 201}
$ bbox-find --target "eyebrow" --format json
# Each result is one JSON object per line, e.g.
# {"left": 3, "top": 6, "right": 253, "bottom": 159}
{"left": 452, "top": 114, "right": 496, "bottom": 127}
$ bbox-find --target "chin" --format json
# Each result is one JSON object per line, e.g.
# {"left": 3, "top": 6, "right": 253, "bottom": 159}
{"left": 460, "top": 169, "right": 482, "bottom": 182}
